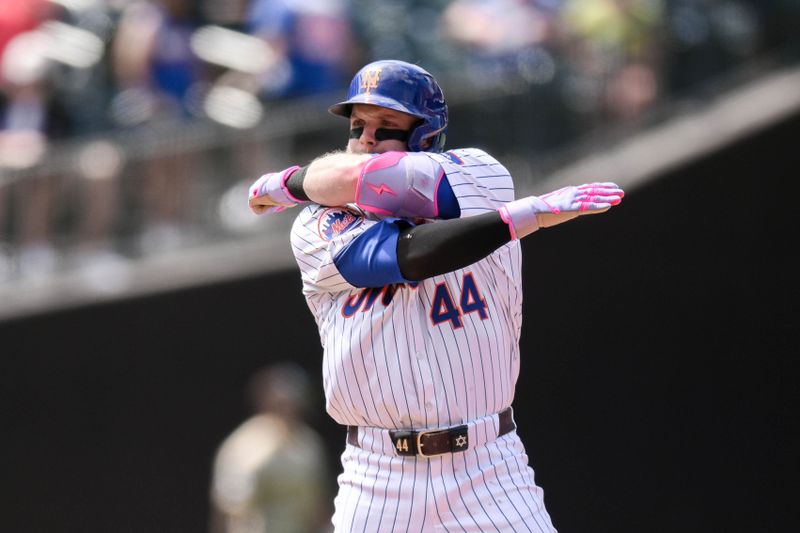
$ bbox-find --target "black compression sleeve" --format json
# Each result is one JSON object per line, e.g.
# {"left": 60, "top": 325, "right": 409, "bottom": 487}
{"left": 396, "top": 212, "right": 512, "bottom": 281}
{"left": 285, "top": 165, "right": 310, "bottom": 201}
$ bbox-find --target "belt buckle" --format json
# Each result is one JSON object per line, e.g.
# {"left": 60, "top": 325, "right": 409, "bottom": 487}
{"left": 415, "top": 428, "right": 448, "bottom": 458}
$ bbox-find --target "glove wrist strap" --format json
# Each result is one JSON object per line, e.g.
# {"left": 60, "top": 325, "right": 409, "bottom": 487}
{"left": 499, "top": 198, "right": 541, "bottom": 240}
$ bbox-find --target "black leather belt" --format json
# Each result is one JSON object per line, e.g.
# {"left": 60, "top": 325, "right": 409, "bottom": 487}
{"left": 347, "top": 407, "right": 515, "bottom": 457}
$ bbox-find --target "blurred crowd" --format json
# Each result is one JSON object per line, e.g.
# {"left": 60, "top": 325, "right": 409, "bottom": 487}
{"left": 0, "top": 0, "right": 798, "bottom": 285}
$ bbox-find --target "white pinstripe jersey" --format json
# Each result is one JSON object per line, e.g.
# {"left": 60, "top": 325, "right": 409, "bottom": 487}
{"left": 290, "top": 148, "right": 523, "bottom": 430}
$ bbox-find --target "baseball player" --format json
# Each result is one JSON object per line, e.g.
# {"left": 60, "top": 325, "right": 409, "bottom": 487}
{"left": 248, "top": 60, "right": 623, "bottom": 532}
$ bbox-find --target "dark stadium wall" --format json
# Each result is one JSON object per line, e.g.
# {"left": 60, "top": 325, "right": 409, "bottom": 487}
{"left": 516, "top": 111, "right": 799, "bottom": 533}
{"left": 1, "top": 111, "right": 797, "bottom": 533}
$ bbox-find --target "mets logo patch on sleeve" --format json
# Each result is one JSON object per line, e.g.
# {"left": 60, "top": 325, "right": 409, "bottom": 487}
{"left": 317, "top": 208, "right": 364, "bottom": 241}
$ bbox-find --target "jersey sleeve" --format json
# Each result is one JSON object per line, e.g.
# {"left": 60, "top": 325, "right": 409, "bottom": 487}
{"left": 290, "top": 205, "right": 367, "bottom": 293}
{"left": 333, "top": 217, "right": 415, "bottom": 288}
{"left": 291, "top": 204, "right": 413, "bottom": 293}
{"left": 426, "top": 148, "right": 516, "bottom": 216}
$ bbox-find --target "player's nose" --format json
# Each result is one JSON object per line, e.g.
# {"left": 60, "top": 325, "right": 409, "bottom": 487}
{"left": 358, "top": 127, "right": 376, "bottom": 147}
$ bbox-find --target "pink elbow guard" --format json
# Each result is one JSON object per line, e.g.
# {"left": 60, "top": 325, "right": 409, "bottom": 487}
{"left": 356, "top": 151, "right": 445, "bottom": 219}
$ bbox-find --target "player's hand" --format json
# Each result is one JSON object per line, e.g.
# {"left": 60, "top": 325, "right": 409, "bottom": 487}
{"left": 499, "top": 182, "right": 624, "bottom": 239}
{"left": 533, "top": 182, "right": 624, "bottom": 228}
{"left": 248, "top": 165, "right": 302, "bottom": 215}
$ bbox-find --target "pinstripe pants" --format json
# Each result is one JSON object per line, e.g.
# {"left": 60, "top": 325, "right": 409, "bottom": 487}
{"left": 332, "top": 429, "right": 557, "bottom": 532}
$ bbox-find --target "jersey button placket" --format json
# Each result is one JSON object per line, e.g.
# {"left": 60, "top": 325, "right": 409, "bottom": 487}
{"left": 410, "top": 300, "right": 435, "bottom": 424}
{"left": 415, "top": 350, "right": 436, "bottom": 422}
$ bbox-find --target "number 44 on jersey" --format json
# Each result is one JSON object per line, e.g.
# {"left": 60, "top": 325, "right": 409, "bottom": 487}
{"left": 341, "top": 272, "right": 489, "bottom": 329}
{"left": 430, "top": 273, "right": 488, "bottom": 328}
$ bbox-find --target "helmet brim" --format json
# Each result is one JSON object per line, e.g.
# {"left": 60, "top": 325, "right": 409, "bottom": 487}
{"left": 328, "top": 94, "right": 426, "bottom": 119}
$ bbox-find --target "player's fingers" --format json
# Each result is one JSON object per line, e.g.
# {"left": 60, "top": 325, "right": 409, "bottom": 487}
{"left": 593, "top": 194, "right": 623, "bottom": 205}
{"left": 577, "top": 195, "right": 623, "bottom": 210}
{"left": 579, "top": 181, "right": 622, "bottom": 190}
{"left": 250, "top": 181, "right": 268, "bottom": 200}
{"left": 578, "top": 184, "right": 625, "bottom": 199}
{"left": 578, "top": 204, "right": 611, "bottom": 214}
{"left": 577, "top": 186, "right": 624, "bottom": 196}
{"left": 576, "top": 192, "right": 623, "bottom": 206}
{"left": 252, "top": 205, "right": 286, "bottom": 215}
{"left": 250, "top": 193, "right": 297, "bottom": 209}
{"left": 250, "top": 195, "right": 280, "bottom": 208}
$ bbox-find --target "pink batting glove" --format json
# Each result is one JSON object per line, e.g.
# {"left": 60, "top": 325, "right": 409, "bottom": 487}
{"left": 498, "top": 182, "right": 624, "bottom": 239}
{"left": 248, "top": 165, "right": 303, "bottom": 215}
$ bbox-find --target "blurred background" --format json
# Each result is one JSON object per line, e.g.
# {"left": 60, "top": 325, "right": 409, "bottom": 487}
{"left": 0, "top": 1, "right": 799, "bottom": 532}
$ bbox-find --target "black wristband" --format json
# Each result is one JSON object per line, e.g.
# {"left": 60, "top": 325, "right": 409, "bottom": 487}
{"left": 285, "top": 165, "right": 310, "bottom": 202}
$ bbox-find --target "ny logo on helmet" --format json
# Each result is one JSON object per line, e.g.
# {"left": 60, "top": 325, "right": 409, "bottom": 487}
{"left": 359, "top": 68, "right": 382, "bottom": 94}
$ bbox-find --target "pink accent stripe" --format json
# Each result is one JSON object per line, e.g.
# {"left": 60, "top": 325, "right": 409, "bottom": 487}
{"left": 432, "top": 168, "right": 444, "bottom": 218}
{"left": 498, "top": 206, "right": 517, "bottom": 240}
{"left": 354, "top": 159, "right": 368, "bottom": 210}
{"left": 367, "top": 182, "right": 396, "bottom": 196}
{"left": 365, "top": 206, "right": 393, "bottom": 216}
{"left": 366, "top": 151, "right": 405, "bottom": 171}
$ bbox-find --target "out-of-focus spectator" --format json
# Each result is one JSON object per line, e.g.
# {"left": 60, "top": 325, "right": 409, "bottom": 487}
{"left": 48, "top": 0, "right": 129, "bottom": 277}
{"left": 0, "top": 0, "right": 52, "bottom": 73}
{"left": 347, "top": 0, "right": 457, "bottom": 74}
{"left": 0, "top": 3, "right": 72, "bottom": 281}
{"left": 52, "top": 0, "right": 119, "bottom": 135}
{"left": 665, "top": 0, "right": 763, "bottom": 97}
{"left": 439, "top": 0, "right": 570, "bottom": 151}
{"left": 199, "top": 0, "right": 252, "bottom": 30}
{"left": 111, "top": 0, "right": 207, "bottom": 124}
{"left": 62, "top": 138, "right": 131, "bottom": 289}
{"left": 244, "top": 0, "right": 360, "bottom": 100}
{"left": 441, "top": 0, "right": 561, "bottom": 85}
{"left": 110, "top": 0, "right": 209, "bottom": 253}
{"left": 210, "top": 362, "right": 333, "bottom": 533}
{"left": 558, "top": 0, "right": 665, "bottom": 126}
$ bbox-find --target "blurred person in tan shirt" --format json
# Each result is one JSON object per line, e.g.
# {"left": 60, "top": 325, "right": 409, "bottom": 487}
{"left": 210, "top": 362, "right": 333, "bottom": 533}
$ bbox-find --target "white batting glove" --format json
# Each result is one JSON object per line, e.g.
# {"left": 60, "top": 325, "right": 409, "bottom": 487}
{"left": 248, "top": 165, "right": 303, "bottom": 215}
{"left": 498, "top": 182, "right": 624, "bottom": 239}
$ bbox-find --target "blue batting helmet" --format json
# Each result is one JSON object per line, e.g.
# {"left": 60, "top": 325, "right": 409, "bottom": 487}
{"left": 329, "top": 60, "right": 448, "bottom": 153}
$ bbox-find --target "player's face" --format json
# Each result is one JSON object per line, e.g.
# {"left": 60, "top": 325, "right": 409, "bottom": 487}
{"left": 347, "top": 104, "right": 419, "bottom": 154}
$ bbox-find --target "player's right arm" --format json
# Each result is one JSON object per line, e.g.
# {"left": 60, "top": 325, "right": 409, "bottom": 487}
{"left": 250, "top": 151, "right": 461, "bottom": 219}
{"left": 295, "top": 152, "right": 369, "bottom": 208}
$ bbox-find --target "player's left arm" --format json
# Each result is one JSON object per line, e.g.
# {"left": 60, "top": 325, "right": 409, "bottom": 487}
{"left": 335, "top": 183, "right": 624, "bottom": 286}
